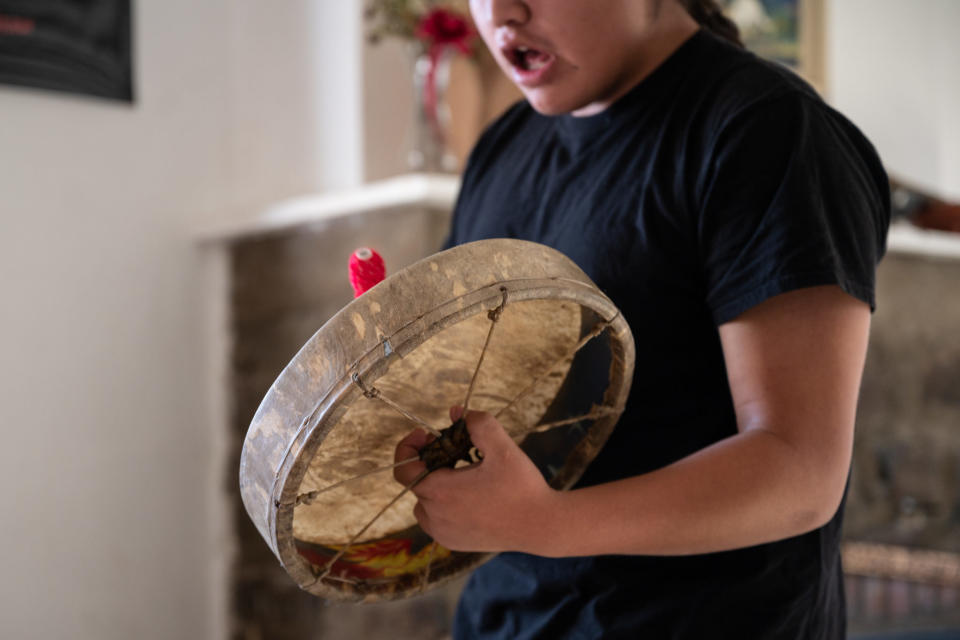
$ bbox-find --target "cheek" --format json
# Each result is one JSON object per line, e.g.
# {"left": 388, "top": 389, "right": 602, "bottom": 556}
{"left": 468, "top": 0, "right": 491, "bottom": 36}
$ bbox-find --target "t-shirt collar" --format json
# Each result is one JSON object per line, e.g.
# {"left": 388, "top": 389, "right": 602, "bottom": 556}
{"left": 554, "top": 29, "right": 707, "bottom": 149}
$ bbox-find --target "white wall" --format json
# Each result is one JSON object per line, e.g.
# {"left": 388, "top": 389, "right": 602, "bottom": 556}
{"left": 316, "top": 1, "right": 365, "bottom": 191}
{"left": 827, "top": 0, "right": 960, "bottom": 200}
{"left": 0, "top": 1, "right": 362, "bottom": 639}
{"left": 364, "top": 37, "right": 416, "bottom": 182}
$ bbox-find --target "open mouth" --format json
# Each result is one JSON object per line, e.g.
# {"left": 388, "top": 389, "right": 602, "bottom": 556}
{"left": 505, "top": 46, "right": 553, "bottom": 72}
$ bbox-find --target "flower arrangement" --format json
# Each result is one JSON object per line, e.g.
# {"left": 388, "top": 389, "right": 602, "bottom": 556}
{"left": 365, "top": 0, "right": 479, "bottom": 172}
{"left": 364, "top": 0, "right": 476, "bottom": 56}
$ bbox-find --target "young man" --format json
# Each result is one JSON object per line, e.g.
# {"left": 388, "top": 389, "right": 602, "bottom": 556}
{"left": 396, "top": 1, "right": 890, "bottom": 637}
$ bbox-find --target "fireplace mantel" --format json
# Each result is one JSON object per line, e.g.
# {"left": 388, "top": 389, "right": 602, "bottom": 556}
{"left": 198, "top": 173, "right": 960, "bottom": 263}
{"left": 198, "top": 173, "right": 460, "bottom": 244}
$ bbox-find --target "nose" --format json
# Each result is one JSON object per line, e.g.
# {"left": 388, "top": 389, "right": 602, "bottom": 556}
{"left": 472, "top": 0, "right": 530, "bottom": 28}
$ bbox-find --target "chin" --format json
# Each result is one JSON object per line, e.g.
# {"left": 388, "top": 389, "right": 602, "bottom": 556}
{"left": 527, "top": 102, "right": 568, "bottom": 116}
{"left": 523, "top": 90, "right": 585, "bottom": 117}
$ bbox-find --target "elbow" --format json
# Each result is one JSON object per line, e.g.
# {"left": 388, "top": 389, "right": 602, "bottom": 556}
{"left": 788, "top": 476, "right": 847, "bottom": 535}
{"left": 758, "top": 426, "right": 852, "bottom": 536}
{"left": 789, "top": 502, "right": 838, "bottom": 535}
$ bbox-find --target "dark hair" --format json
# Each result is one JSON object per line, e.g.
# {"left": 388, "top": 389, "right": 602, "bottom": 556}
{"left": 679, "top": 0, "right": 743, "bottom": 48}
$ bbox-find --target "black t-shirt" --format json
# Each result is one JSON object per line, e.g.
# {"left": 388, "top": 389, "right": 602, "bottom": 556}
{"left": 447, "top": 30, "right": 890, "bottom": 640}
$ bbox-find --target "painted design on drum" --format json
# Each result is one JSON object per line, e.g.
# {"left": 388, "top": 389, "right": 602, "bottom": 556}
{"left": 295, "top": 528, "right": 450, "bottom": 580}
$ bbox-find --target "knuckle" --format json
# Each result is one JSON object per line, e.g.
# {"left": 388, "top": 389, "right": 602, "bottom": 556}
{"left": 466, "top": 414, "right": 494, "bottom": 437}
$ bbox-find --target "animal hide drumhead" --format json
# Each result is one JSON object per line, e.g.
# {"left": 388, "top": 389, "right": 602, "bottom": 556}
{"left": 239, "top": 239, "right": 634, "bottom": 602}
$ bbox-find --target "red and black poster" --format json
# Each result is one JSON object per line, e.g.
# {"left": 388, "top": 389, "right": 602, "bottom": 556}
{"left": 0, "top": 0, "right": 133, "bottom": 102}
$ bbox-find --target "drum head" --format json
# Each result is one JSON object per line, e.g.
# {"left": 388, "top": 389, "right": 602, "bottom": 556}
{"left": 239, "top": 239, "right": 634, "bottom": 602}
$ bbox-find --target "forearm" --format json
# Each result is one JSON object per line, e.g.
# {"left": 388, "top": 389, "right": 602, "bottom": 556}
{"left": 526, "top": 426, "right": 849, "bottom": 558}
{"left": 401, "top": 287, "right": 867, "bottom": 557}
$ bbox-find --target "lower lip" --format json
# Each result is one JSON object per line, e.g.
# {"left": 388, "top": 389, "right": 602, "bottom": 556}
{"left": 509, "top": 55, "right": 557, "bottom": 87}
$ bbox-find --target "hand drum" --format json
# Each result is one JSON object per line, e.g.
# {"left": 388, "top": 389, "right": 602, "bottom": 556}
{"left": 239, "top": 239, "right": 635, "bottom": 601}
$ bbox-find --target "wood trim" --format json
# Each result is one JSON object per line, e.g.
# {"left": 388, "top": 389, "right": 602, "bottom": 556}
{"left": 844, "top": 541, "right": 960, "bottom": 587}
{"left": 799, "top": 0, "right": 827, "bottom": 94}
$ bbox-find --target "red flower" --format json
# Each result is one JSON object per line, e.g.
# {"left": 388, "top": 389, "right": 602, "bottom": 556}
{"left": 415, "top": 7, "right": 474, "bottom": 53}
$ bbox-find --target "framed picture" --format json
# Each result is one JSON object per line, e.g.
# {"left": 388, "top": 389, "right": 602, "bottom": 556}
{"left": 721, "top": 0, "right": 826, "bottom": 91}
{"left": 0, "top": 0, "right": 134, "bottom": 102}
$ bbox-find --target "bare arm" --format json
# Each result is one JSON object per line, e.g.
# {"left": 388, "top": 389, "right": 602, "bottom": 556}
{"left": 395, "top": 285, "right": 870, "bottom": 556}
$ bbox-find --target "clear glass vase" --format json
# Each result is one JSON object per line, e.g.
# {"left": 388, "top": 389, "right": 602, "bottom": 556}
{"left": 408, "top": 44, "right": 459, "bottom": 173}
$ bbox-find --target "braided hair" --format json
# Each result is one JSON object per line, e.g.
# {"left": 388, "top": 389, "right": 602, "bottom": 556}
{"left": 678, "top": 0, "right": 744, "bottom": 48}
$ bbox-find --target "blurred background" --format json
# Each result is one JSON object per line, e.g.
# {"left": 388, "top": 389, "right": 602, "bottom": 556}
{"left": 0, "top": 1, "right": 958, "bottom": 639}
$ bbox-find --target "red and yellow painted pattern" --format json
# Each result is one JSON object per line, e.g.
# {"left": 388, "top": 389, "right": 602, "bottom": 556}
{"left": 296, "top": 533, "right": 451, "bottom": 580}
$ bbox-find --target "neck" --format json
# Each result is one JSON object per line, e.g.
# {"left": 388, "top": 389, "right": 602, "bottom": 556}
{"left": 571, "top": 5, "right": 700, "bottom": 117}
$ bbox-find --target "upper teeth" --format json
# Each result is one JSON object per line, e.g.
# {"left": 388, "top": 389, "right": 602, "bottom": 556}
{"left": 517, "top": 46, "right": 529, "bottom": 53}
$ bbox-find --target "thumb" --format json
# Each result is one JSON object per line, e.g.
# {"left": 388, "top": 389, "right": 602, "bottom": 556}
{"left": 463, "top": 411, "right": 513, "bottom": 459}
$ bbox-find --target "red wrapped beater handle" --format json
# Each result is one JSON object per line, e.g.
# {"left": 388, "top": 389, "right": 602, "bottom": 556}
{"left": 348, "top": 247, "right": 386, "bottom": 298}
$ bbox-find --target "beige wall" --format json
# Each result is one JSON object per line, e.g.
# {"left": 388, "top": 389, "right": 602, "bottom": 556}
{"left": 827, "top": 0, "right": 960, "bottom": 201}
{"left": 0, "top": 1, "right": 361, "bottom": 638}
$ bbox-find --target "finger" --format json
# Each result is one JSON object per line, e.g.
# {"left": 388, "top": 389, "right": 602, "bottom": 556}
{"left": 449, "top": 405, "right": 464, "bottom": 422}
{"left": 395, "top": 457, "right": 428, "bottom": 486}
{"left": 395, "top": 428, "right": 430, "bottom": 463}
{"left": 413, "top": 501, "right": 432, "bottom": 536}
{"left": 394, "top": 429, "right": 430, "bottom": 484}
{"left": 409, "top": 467, "right": 454, "bottom": 499}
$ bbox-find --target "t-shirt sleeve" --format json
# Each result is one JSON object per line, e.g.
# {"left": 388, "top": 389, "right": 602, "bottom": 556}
{"left": 696, "top": 91, "right": 891, "bottom": 325}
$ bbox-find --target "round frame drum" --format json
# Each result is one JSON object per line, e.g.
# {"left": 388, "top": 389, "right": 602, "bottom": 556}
{"left": 239, "top": 239, "right": 635, "bottom": 602}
